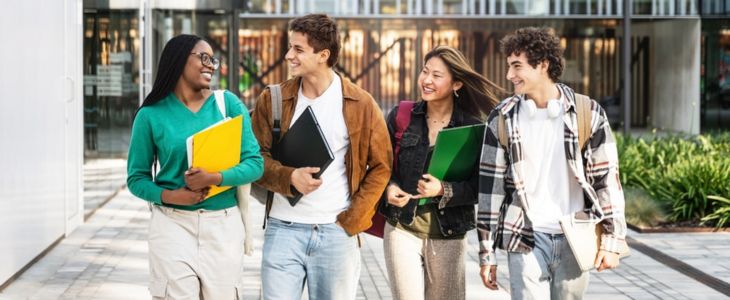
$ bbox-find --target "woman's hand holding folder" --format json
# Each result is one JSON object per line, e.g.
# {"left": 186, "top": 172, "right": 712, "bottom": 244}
{"left": 184, "top": 167, "right": 223, "bottom": 191}
{"left": 161, "top": 187, "right": 209, "bottom": 205}
{"left": 412, "top": 174, "right": 444, "bottom": 199}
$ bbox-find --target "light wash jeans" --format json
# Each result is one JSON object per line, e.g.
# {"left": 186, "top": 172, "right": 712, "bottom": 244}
{"left": 508, "top": 232, "right": 590, "bottom": 300}
{"left": 261, "top": 217, "right": 361, "bottom": 300}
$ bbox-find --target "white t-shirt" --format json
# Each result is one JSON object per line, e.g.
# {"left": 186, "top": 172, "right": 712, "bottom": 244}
{"left": 518, "top": 93, "right": 585, "bottom": 234}
{"left": 269, "top": 72, "right": 351, "bottom": 224}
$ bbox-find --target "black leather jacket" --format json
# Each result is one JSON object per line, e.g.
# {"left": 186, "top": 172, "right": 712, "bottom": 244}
{"left": 378, "top": 101, "right": 481, "bottom": 237}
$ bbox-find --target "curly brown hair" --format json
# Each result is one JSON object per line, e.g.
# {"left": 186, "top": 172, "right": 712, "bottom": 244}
{"left": 288, "top": 14, "right": 340, "bottom": 67}
{"left": 500, "top": 27, "right": 564, "bottom": 82}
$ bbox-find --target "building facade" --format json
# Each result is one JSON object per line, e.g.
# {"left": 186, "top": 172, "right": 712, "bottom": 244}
{"left": 81, "top": 1, "right": 728, "bottom": 162}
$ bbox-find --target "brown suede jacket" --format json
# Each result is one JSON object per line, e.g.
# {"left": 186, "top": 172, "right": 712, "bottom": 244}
{"left": 250, "top": 73, "right": 392, "bottom": 236}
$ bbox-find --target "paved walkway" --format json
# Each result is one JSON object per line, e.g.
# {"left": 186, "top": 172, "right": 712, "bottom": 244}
{"left": 628, "top": 231, "right": 730, "bottom": 285}
{"left": 1, "top": 188, "right": 728, "bottom": 299}
{"left": 82, "top": 159, "right": 127, "bottom": 219}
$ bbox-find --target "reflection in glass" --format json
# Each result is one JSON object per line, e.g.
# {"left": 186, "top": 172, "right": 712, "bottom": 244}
{"left": 83, "top": 11, "right": 140, "bottom": 159}
{"left": 152, "top": 10, "right": 229, "bottom": 90}
{"left": 701, "top": 21, "right": 730, "bottom": 131}
{"left": 237, "top": 19, "right": 628, "bottom": 118}
{"left": 82, "top": 10, "right": 139, "bottom": 217}
{"left": 241, "top": 0, "right": 700, "bottom": 16}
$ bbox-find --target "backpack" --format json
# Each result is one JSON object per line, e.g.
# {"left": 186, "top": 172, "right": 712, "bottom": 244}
{"left": 249, "top": 84, "right": 283, "bottom": 229}
{"left": 364, "top": 100, "right": 415, "bottom": 238}
{"left": 497, "top": 94, "right": 593, "bottom": 151}
{"left": 212, "top": 90, "right": 254, "bottom": 256}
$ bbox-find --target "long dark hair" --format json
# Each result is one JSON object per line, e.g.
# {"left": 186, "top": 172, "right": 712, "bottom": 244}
{"left": 136, "top": 34, "right": 202, "bottom": 116}
{"left": 133, "top": 34, "right": 203, "bottom": 173}
{"left": 423, "top": 46, "right": 505, "bottom": 120}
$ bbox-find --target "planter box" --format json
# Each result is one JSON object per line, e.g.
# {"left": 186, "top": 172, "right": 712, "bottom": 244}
{"left": 627, "top": 222, "right": 730, "bottom": 233}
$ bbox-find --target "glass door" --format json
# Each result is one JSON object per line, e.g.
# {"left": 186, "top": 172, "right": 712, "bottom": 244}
{"left": 82, "top": 10, "right": 139, "bottom": 217}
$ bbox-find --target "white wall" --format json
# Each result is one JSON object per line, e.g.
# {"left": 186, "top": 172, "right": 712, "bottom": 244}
{"left": 649, "top": 19, "right": 702, "bottom": 134}
{"left": 0, "top": 0, "right": 83, "bottom": 286}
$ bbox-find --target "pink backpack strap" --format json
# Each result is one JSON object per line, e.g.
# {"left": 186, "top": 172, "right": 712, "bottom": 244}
{"left": 393, "top": 101, "right": 415, "bottom": 171}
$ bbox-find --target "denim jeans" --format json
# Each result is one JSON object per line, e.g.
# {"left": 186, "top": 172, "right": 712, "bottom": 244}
{"left": 261, "top": 217, "right": 361, "bottom": 300}
{"left": 507, "top": 232, "right": 590, "bottom": 300}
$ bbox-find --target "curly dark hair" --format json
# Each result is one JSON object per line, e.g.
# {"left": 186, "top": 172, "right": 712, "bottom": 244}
{"left": 288, "top": 14, "right": 340, "bottom": 67}
{"left": 500, "top": 27, "right": 564, "bottom": 82}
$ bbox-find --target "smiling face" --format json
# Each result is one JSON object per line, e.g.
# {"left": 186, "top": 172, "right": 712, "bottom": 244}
{"left": 285, "top": 31, "right": 330, "bottom": 77}
{"left": 418, "top": 56, "right": 462, "bottom": 104}
{"left": 180, "top": 40, "right": 216, "bottom": 90}
{"left": 506, "top": 52, "right": 551, "bottom": 96}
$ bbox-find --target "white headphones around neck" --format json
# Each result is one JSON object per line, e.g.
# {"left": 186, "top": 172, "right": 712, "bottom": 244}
{"left": 523, "top": 99, "right": 562, "bottom": 119}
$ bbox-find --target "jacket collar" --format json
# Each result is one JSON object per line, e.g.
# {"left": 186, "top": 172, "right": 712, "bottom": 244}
{"left": 412, "top": 100, "right": 468, "bottom": 127}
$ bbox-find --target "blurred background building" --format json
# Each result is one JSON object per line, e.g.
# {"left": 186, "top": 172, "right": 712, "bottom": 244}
{"left": 1, "top": 0, "right": 728, "bottom": 289}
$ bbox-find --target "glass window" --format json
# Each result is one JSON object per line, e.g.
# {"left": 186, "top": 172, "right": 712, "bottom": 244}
{"left": 83, "top": 10, "right": 140, "bottom": 159}
{"left": 237, "top": 19, "right": 290, "bottom": 108}
{"left": 235, "top": 18, "right": 634, "bottom": 120}
{"left": 82, "top": 10, "right": 140, "bottom": 215}
{"left": 152, "top": 10, "right": 230, "bottom": 91}
{"left": 701, "top": 20, "right": 730, "bottom": 131}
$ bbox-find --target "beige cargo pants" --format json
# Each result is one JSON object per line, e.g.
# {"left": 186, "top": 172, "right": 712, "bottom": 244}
{"left": 148, "top": 205, "right": 245, "bottom": 299}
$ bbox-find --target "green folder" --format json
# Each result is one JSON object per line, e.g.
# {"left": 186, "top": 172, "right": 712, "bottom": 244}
{"left": 419, "top": 124, "right": 485, "bottom": 205}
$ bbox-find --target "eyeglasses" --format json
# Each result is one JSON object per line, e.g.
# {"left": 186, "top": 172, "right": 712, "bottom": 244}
{"left": 190, "top": 52, "right": 220, "bottom": 70}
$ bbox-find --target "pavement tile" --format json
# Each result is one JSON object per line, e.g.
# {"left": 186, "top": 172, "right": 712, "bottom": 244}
{"left": 2, "top": 188, "right": 729, "bottom": 300}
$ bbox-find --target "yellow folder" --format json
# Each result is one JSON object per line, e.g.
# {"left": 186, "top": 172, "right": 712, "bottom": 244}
{"left": 186, "top": 115, "right": 242, "bottom": 199}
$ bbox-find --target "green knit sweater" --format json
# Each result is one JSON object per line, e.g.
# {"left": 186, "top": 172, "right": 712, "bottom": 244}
{"left": 127, "top": 90, "right": 263, "bottom": 211}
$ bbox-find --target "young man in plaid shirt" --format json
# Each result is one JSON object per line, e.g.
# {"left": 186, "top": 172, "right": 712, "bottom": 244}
{"left": 477, "top": 27, "right": 627, "bottom": 299}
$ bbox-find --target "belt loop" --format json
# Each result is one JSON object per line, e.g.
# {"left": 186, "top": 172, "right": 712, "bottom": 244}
{"left": 225, "top": 208, "right": 229, "bottom": 216}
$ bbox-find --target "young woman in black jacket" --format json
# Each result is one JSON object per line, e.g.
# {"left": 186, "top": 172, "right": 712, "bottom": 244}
{"left": 380, "top": 45, "right": 503, "bottom": 300}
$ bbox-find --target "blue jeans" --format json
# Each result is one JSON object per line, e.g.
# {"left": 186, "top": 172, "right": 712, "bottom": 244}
{"left": 508, "top": 232, "right": 590, "bottom": 300}
{"left": 261, "top": 217, "right": 361, "bottom": 300}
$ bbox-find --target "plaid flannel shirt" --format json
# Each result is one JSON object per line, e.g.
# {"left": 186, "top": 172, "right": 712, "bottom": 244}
{"left": 477, "top": 83, "right": 627, "bottom": 266}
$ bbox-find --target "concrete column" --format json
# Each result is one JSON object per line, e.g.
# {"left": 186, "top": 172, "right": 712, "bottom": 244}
{"left": 650, "top": 19, "right": 701, "bottom": 134}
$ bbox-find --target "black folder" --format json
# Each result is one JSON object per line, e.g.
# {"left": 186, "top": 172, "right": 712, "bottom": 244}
{"left": 273, "top": 106, "right": 334, "bottom": 206}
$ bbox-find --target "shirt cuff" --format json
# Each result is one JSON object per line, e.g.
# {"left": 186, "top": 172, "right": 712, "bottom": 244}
{"left": 479, "top": 237, "right": 497, "bottom": 266}
{"left": 479, "top": 251, "right": 497, "bottom": 266}
{"left": 600, "top": 234, "right": 625, "bottom": 253}
{"left": 437, "top": 181, "right": 454, "bottom": 209}
{"left": 219, "top": 169, "right": 236, "bottom": 186}
{"left": 151, "top": 186, "right": 164, "bottom": 205}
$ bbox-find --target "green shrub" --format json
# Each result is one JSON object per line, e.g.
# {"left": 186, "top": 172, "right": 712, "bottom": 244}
{"left": 616, "top": 132, "right": 730, "bottom": 227}
{"left": 701, "top": 196, "right": 730, "bottom": 228}
{"left": 655, "top": 156, "right": 730, "bottom": 223}
{"left": 624, "top": 187, "right": 668, "bottom": 227}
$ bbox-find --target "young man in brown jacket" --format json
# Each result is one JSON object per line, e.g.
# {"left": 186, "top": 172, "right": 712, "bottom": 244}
{"left": 250, "top": 14, "right": 391, "bottom": 300}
